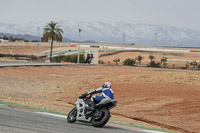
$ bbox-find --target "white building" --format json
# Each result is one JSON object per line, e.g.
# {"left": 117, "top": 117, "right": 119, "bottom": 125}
{"left": 0, "top": 39, "right": 9, "bottom": 43}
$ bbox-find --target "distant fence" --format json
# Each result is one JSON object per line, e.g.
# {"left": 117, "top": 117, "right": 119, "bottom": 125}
{"left": 190, "top": 50, "right": 200, "bottom": 52}
{"left": 99, "top": 50, "right": 147, "bottom": 57}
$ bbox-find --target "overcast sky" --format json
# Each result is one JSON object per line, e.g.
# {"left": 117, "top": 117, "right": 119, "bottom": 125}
{"left": 1, "top": 0, "right": 200, "bottom": 31}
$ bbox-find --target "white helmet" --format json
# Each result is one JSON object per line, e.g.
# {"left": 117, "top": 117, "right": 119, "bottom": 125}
{"left": 102, "top": 82, "right": 111, "bottom": 88}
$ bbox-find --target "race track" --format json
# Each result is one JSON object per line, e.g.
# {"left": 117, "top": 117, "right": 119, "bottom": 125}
{"left": 0, "top": 106, "right": 155, "bottom": 133}
{"left": 0, "top": 61, "right": 81, "bottom": 68}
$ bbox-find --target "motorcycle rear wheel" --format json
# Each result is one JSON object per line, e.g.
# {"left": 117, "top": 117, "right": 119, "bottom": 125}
{"left": 67, "top": 107, "right": 77, "bottom": 123}
{"left": 91, "top": 108, "right": 110, "bottom": 127}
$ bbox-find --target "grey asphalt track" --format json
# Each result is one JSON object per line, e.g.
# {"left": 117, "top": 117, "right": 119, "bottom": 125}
{"left": 0, "top": 106, "right": 148, "bottom": 133}
{"left": 0, "top": 61, "right": 83, "bottom": 68}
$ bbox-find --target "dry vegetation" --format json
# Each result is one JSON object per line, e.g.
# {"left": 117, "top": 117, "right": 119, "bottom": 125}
{"left": 99, "top": 51, "right": 200, "bottom": 68}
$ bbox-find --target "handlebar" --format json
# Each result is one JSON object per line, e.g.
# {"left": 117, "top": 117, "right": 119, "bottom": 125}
{"left": 79, "top": 93, "right": 92, "bottom": 99}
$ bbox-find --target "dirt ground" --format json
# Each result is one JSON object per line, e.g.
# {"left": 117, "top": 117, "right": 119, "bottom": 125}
{"left": 1, "top": 45, "right": 200, "bottom": 132}
{"left": 99, "top": 51, "right": 200, "bottom": 68}
{"left": 0, "top": 46, "right": 52, "bottom": 55}
{"left": 0, "top": 66, "right": 200, "bottom": 133}
{"left": 1, "top": 45, "right": 200, "bottom": 68}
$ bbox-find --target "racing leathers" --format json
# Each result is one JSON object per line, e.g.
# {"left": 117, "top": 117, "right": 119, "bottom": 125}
{"left": 87, "top": 87, "right": 114, "bottom": 103}
{"left": 84, "top": 87, "right": 114, "bottom": 114}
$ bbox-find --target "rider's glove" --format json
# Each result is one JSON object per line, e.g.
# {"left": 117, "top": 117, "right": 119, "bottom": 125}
{"left": 79, "top": 93, "right": 88, "bottom": 99}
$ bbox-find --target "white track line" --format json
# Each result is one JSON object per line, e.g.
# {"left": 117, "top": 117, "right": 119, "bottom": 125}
{"left": 35, "top": 111, "right": 165, "bottom": 133}
{"left": 0, "top": 105, "right": 165, "bottom": 133}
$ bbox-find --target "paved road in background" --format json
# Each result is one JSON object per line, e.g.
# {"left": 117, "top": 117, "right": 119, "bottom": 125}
{"left": 39, "top": 49, "right": 86, "bottom": 57}
{"left": 0, "top": 106, "right": 149, "bottom": 133}
{"left": 0, "top": 61, "right": 81, "bottom": 67}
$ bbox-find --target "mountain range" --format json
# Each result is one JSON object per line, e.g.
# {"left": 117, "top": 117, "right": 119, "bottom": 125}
{"left": 0, "top": 21, "right": 200, "bottom": 47}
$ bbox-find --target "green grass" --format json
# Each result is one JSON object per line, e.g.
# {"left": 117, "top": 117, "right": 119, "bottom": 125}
{"left": 0, "top": 100, "right": 66, "bottom": 115}
{"left": 0, "top": 100, "right": 175, "bottom": 133}
{"left": 109, "top": 122, "right": 175, "bottom": 133}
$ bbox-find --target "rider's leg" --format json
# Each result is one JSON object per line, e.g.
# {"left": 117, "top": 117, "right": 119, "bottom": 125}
{"left": 89, "top": 96, "right": 95, "bottom": 111}
{"left": 85, "top": 96, "right": 96, "bottom": 111}
{"left": 86, "top": 96, "right": 105, "bottom": 112}
{"left": 94, "top": 96, "right": 105, "bottom": 103}
{"left": 85, "top": 96, "right": 106, "bottom": 116}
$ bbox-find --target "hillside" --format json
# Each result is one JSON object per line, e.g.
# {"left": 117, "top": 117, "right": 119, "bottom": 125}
{"left": 1, "top": 21, "right": 200, "bottom": 47}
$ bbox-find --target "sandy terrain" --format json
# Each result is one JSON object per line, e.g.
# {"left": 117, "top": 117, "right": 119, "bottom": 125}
{"left": 1, "top": 45, "right": 200, "bottom": 132}
{"left": 99, "top": 51, "right": 200, "bottom": 67}
{"left": 0, "top": 65, "right": 200, "bottom": 133}
{"left": 0, "top": 46, "right": 52, "bottom": 55}
{"left": 2, "top": 45, "right": 200, "bottom": 67}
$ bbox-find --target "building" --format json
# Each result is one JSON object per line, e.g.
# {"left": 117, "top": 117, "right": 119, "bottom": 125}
{"left": 15, "top": 39, "right": 24, "bottom": 42}
{"left": 0, "top": 38, "right": 9, "bottom": 43}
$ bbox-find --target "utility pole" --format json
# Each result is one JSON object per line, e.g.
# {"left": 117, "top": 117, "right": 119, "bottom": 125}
{"left": 154, "top": 32, "right": 158, "bottom": 47}
{"left": 38, "top": 27, "right": 40, "bottom": 45}
{"left": 123, "top": 33, "right": 125, "bottom": 45}
{"left": 77, "top": 29, "right": 81, "bottom": 64}
{"left": 38, "top": 27, "right": 40, "bottom": 46}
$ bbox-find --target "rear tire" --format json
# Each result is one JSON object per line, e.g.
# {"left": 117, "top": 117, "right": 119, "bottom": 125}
{"left": 91, "top": 109, "right": 110, "bottom": 127}
{"left": 67, "top": 108, "right": 77, "bottom": 123}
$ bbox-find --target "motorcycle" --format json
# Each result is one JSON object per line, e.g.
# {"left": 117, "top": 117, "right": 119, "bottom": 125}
{"left": 67, "top": 93, "right": 117, "bottom": 127}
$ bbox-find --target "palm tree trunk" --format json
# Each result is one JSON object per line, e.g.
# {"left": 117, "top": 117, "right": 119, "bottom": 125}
{"left": 50, "top": 38, "right": 53, "bottom": 62}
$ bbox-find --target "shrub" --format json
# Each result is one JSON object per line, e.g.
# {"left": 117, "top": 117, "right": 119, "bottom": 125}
{"left": 53, "top": 54, "right": 85, "bottom": 63}
{"left": 98, "top": 60, "right": 104, "bottom": 64}
{"left": 185, "top": 62, "right": 190, "bottom": 68}
{"left": 113, "top": 58, "right": 120, "bottom": 65}
{"left": 149, "top": 55, "right": 155, "bottom": 62}
{"left": 160, "top": 56, "right": 167, "bottom": 68}
{"left": 135, "top": 55, "right": 144, "bottom": 65}
{"left": 197, "top": 64, "right": 200, "bottom": 69}
{"left": 190, "top": 60, "right": 198, "bottom": 68}
{"left": 148, "top": 61, "right": 161, "bottom": 68}
{"left": 123, "top": 58, "right": 136, "bottom": 66}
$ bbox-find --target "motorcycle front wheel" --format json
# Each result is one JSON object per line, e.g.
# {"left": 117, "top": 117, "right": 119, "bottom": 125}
{"left": 67, "top": 107, "right": 77, "bottom": 123}
{"left": 91, "top": 108, "right": 110, "bottom": 127}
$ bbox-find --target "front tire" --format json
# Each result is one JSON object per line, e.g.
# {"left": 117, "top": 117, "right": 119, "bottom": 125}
{"left": 91, "top": 109, "right": 110, "bottom": 127}
{"left": 67, "top": 107, "right": 77, "bottom": 123}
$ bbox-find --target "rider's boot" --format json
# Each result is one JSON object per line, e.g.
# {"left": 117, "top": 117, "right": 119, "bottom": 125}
{"left": 88, "top": 101, "right": 95, "bottom": 111}
{"left": 85, "top": 99, "right": 95, "bottom": 115}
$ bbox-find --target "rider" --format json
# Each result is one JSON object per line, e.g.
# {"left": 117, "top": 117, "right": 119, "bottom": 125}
{"left": 84, "top": 82, "right": 114, "bottom": 112}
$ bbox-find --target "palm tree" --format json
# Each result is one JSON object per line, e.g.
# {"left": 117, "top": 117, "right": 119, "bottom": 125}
{"left": 135, "top": 55, "right": 144, "bottom": 65}
{"left": 123, "top": 58, "right": 136, "bottom": 66}
{"left": 42, "top": 21, "right": 63, "bottom": 62}
{"left": 149, "top": 55, "right": 155, "bottom": 62}
{"left": 161, "top": 56, "right": 167, "bottom": 67}
{"left": 190, "top": 60, "right": 198, "bottom": 68}
{"left": 113, "top": 58, "right": 120, "bottom": 65}
{"left": 185, "top": 62, "right": 190, "bottom": 68}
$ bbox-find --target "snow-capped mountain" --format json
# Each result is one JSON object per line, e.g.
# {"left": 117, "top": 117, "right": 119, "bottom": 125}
{"left": 0, "top": 20, "right": 200, "bottom": 47}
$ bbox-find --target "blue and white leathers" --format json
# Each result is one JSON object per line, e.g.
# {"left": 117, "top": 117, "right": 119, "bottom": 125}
{"left": 88, "top": 87, "right": 114, "bottom": 103}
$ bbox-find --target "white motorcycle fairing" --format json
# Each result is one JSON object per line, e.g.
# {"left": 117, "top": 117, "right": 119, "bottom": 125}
{"left": 76, "top": 98, "right": 91, "bottom": 122}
